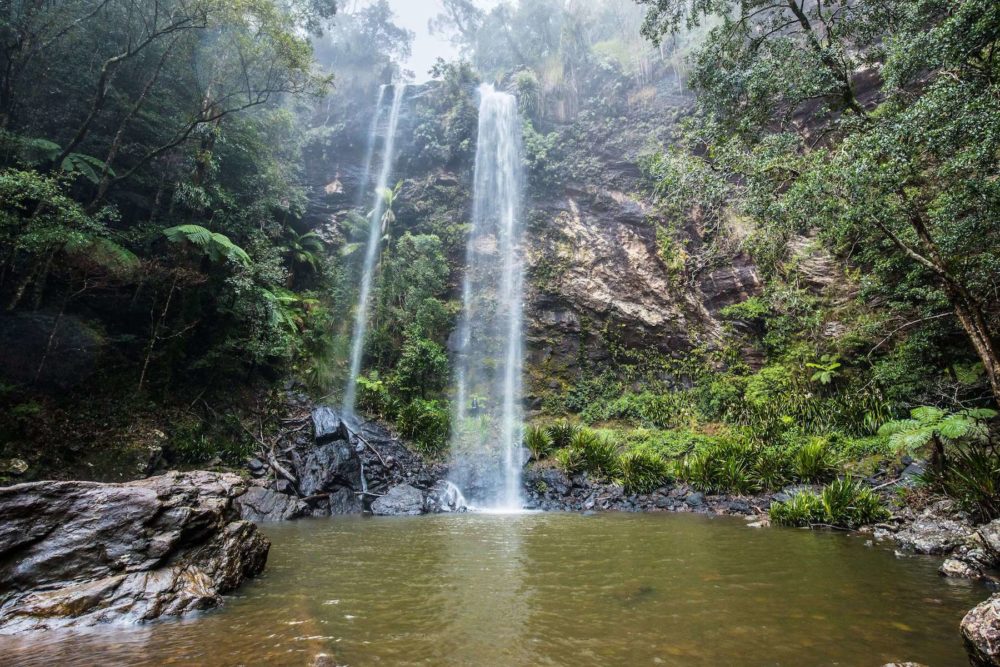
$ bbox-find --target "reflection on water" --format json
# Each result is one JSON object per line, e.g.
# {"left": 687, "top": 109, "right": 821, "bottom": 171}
{"left": 0, "top": 512, "right": 989, "bottom": 666}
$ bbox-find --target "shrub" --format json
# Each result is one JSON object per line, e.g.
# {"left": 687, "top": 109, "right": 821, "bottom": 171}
{"left": 619, "top": 450, "right": 671, "bottom": 494}
{"left": 718, "top": 456, "right": 757, "bottom": 495}
{"left": 770, "top": 491, "right": 824, "bottom": 526}
{"left": 524, "top": 425, "right": 554, "bottom": 461}
{"left": 752, "top": 448, "right": 790, "bottom": 491}
{"left": 793, "top": 438, "right": 838, "bottom": 483}
{"left": 555, "top": 446, "right": 584, "bottom": 475}
{"left": 678, "top": 450, "right": 716, "bottom": 492}
{"left": 572, "top": 429, "right": 621, "bottom": 478}
{"left": 396, "top": 399, "right": 450, "bottom": 456}
{"left": 547, "top": 420, "right": 579, "bottom": 449}
{"left": 934, "top": 445, "right": 1000, "bottom": 522}
{"left": 770, "top": 479, "right": 889, "bottom": 528}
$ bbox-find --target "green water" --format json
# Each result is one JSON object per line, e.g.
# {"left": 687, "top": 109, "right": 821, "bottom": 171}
{"left": 0, "top": 512, "right": 990, "bottom": 666}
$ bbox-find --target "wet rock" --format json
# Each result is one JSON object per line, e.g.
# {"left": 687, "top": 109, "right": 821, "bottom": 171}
{"left": 976, "top": 520, "right": 1000, "bottom": 564}
{"left": 425, "top": 481, "right": 467, "bottom": 513}
{"left": 963, "top": 594, "right": 1000, "bottom": 666}
{"left": 297, "top": 441, "right": 360, "bottom": 497}
{"left": 371, "top": 484, "right": 426, "bottom": 516}
{"left": 312, "top": 406, "right": 349, "bottom": 444}
{"left": 881, "top": 663, "right": 928, "bottom": 667}
{"left": 900, "top": 460, "right": 926, "bottom": 483}
{"left": 0, "top": 471, "right": 269, "bottom": 632}
{"left": 684, "top": 492, "right": 705, "bottom": 508}
{"left": 327, "top": 487, "right": 362, "bottom": 515}
{"left": 893, "top": 513, "right": 974, "bottom": 555}
{"left": 941, "top": 558, "right": 982, "bottom": 579}
{"left": 236, "top": 485, "right": 309, "bottom": 522}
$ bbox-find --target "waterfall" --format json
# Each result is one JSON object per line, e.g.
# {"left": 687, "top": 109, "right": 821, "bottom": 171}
{"left": 450, "top": 84, "right": 525, "bottom": 511}
{"left": 355, "top": 85, "right": 387, "bottom": 207}
{"left": 343, "top": 83, "right": 406, "bottom": 417}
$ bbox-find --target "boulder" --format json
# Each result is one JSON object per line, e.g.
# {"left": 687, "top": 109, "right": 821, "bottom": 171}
{"left": 685, "top": 492, "right": 705, "bottom": 508}
{"left": 893, "top": 514, "right": 974, "bottom": 555}
{"left": 0, "top": 471, "right": 269, "bottom": 632}
{"left": 312, "top": 406, "right": 349, "bottom": 444}
{"left": 371, "top": 484, "right": 426, "bottom": 516}
{"left": 941, "top": 557, "right": 981, "bottom": 579}
{"left": 425, "top": 481, "right": 467, "bottom": 513}
{"left": 963, "top": 594, "right": 1000, "bottom": 666}
{"left": 298, "top": 441, "right": 361, "bottom": 497}
{"left": 977, "top": 519, "right": 1000, "bottom": 564}
{"left": 236, "top": 485, "right": 309, "bottom": 522}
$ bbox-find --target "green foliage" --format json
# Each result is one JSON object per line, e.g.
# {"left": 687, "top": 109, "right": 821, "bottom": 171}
{"left": 618, "top": 449, "right": 671, "bottom": 494}
{"left": 390, "top": 335, "right": 449, "bottom": 400}
{"left": 546, "top": 420, "right": 580, "bottom": 450}
{"left": 163, "top": 225, "right": 252, "bottom": 266}
{"left": 879, "top": 406, "right": 996, "bottom": 456}
{"left": 806, "top": 355, "right": 842, "bottom": 386}
{"left": 770, "top": 479, "right": 889, "bottom": 529}
{"left": 396, "top": 399, "right": 450, "bottom": 457}
{"left": 931, "top": 445, "right": 1000, "bottom": 522}
{"left": 570, "top": 428, "right": 621, "bottom": 479}
{"left": 555, "top": 446, "right": 585, "bottom": 475}
{"left": 524, "top": 425, "right": 554, "bottom": 461}
{"left": 792, "top": 439, "right": 839, "bottom": 484}
{"left": 769, "top": 491, "right": 824, "bottom": 527}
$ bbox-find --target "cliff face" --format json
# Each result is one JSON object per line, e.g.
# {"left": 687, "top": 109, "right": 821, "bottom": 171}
{"left": 305, "top": 78, "right": 764, "bottom": 406}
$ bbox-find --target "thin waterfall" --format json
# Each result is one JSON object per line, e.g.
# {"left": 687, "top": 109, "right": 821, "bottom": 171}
{"left": 450, "top": 84, "right": 525, "bottom": 510}
{"left": 343, "top": 83, "right": 406, "bottom": 417}
{"left": 355, "top": 85, "right": 387, "bottom": 207}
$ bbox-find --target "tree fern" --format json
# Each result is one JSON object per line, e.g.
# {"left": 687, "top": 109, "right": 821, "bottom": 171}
{"left": 163, "top": 224, "right": 251, "bottom": 266}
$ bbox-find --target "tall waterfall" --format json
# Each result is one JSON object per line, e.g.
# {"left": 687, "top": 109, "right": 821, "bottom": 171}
{"left": 450, "top": 84, "right": 525, "bottom": 510}
{"left": 355, "top": 85, "right": 387, "bottom": 207}
{"left": 343, "top": 83, "right": 406, "bottom": 417}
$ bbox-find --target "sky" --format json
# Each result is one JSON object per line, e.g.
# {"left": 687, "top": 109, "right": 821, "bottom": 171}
{"left": 350, "top": 0, "right": 502, "bottom": 82}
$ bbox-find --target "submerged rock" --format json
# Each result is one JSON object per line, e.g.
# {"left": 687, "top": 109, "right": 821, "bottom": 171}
{"left": 371, "top": 484, "right": 425, "bottom": 516}
{"left": 963, "top": 594, "right": 1000, "bottom": 666}
{"left": 237, "top": 485, "right": 309, "bottom": 522}
{"left": 0, "top": 471, "right": 269, "bottom": 632}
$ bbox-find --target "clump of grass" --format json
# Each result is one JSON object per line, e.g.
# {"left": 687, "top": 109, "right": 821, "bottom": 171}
{"left": 524, "top": 425, "right": 553, "bottom": 461}
{"left": 547, "top": 420, "right": 579, "bottom": 449}
{"left": 572, "top": 429, "right": 620, "bottom": 478}
{"left": 555, "top": 446, "right": 584, "bottom": 474}
{"left": 769, "top": 491, "right": 824, "bottom": 526}
{"left": 792, "top": 438, "right": 838, "bottom": 483}
{"left": 618, "top": 449, "right": 671, "bottom": 494}
{"left": 752, "top": 448, "right": 790, "bottom": 491}
{"left": 770, "top": 478, "right": 889, "bottom": 528}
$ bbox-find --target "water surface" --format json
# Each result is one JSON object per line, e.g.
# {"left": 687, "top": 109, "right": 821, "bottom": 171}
{"left": 1, "top": 512, "right": 989, "bottom": 666}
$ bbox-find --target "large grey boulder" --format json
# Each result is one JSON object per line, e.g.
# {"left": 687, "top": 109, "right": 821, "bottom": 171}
{"left": 371, "top": 484, "right": 426, "bottom": 516}
{"left": 236, "top": 484, "right": 309, "bottom": 522}
{"left": 312, "top": 406, "right": 349, "bottom": 444}
{"left": 0, "top": 471, "right": 269, "bottom": 632}
{"left": 298, "top": 441, "right": 361, "bottom": 498}
{"left": 963, "top": 594, "right": 1000, "bottom": 666}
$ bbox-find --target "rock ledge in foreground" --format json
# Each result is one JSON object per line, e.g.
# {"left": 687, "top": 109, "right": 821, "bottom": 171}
{"left": 0, "top": 470, "right": 269, "bottom": 633}
{"left": 963, "top": 593, "right": 1000, "bottom": 666}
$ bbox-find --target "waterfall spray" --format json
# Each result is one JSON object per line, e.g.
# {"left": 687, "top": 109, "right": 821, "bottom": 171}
{"left": 450, "top": 84, "right": 525, "bottom": 510}
{"left": 343, "top": 83, "right": 406, "bottom": 417}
